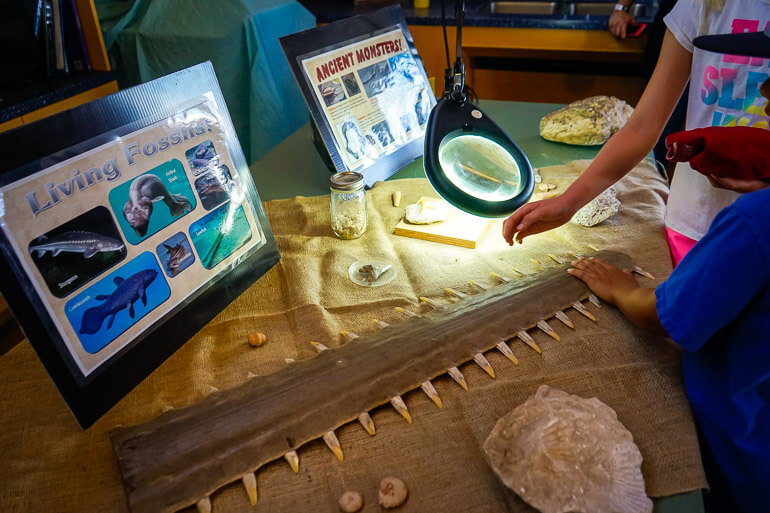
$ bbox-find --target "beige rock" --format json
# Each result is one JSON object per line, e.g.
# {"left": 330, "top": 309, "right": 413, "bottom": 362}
{"left": 571, "top": 187, "right": 621, "bottom": 227}
{"left": 404, "top": 198, "right": 448, "bottom": 224}
{"left": 483, "top": 385, "right": 652, "bottom": 513}
{"left": 539, "top": 96, "right": 634, "bottom": 146}
{"left": 378, "top": 476, "right": 408, "bottom": 509}
{"left": 338, "top": 490, "right": 363, "bottom": 512}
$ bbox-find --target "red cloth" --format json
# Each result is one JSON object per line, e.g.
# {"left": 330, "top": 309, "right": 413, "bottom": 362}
{"left": 665, "top": 126, "right": 770, "bottom": 180}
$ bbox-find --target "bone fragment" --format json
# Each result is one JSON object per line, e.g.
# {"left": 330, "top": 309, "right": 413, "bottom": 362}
{"left": 448, "top": 366, "right": 469, "bottom": 391}
{"left": 510, "top": 266, "right": 529, "bottom": 277}
{"left": 537, "top": 320, "right": 561, "bottom": 341}
{"left": 517, "top": 330, "right": 542, "bottom": 354}
{"left": 310, "top": 341, "right": 329, "bottom": 353}
{"left": 322, "top": 431, "right": 344, "bottom": 462}
{"left": 358, "top": 412, "right": 376, "bottom": 435}
{"left": 468, "top": 280, "right": 489, "bottom": 291}
{"left": 554, "top": 310, "right": 575, "bottom": 329}
{"left": 588, "top": 293, "right": 602, "bottom": 308}
{"left": 372, "top": 319, "right": 390, "bottom": 329}
{"left": 161, "top": 405, "right": 174, "bottom": 413}
{"left": 496, "top": 340, "right": 519, "bottom": 365}
{"left": 572, "top": 301, "right": 597, "bottom": 321}
{"left": 394, "top": 306, "right": 419, "bottom": 318}
{"left": 241, "top": 472, "right": 258, "bottom": 506}
{"left": 489, "top": 271, "right": 510, "bottom": 283}
{"left": 473, "top": 352, "right": 496, "bottom": 379}
{"left": 445, "top": 287, "right": 468, "bottom": 300}
{"left": 284, "top": 450, "right": 299, "bottom": 473}
{"left": 633, "top": 265, "right": 655, "bottom": 279}
{"left": 340, "top": 331, "right": 359, "bottom": 342}
{"left": 420, "top": 381, "right": 443, "bottom": 408}
{"left": 196, "top": 497, "right": 211, "bottom": 513}
{"left": 392, "top": 190, "right": 401, "bottom": 207}
{"left": 419, "top": 296, "right": 445, "bottom": 309}
{"left": 390, "top": 396, "right": 412, "bottom": 424}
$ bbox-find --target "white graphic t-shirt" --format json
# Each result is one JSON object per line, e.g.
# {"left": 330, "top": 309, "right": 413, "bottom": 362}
{"left": 664, "top": 0, "right": 770, "bottom": 240}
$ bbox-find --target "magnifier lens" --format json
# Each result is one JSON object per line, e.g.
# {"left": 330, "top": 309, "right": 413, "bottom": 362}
{"left": 438, "top": 134, "right": 522, "bottom": 202}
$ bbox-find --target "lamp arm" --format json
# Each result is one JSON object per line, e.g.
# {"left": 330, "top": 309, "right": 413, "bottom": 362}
{"left": 449, "top": 0, "right": 466, "bottom": 103}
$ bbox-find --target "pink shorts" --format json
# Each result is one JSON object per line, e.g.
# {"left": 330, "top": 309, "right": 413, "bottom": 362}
{"left": 665, "top": 227, "right": 698, "bottom": 267}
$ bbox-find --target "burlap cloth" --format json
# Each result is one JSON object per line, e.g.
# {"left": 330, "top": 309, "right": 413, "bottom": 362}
{"left": 0, "top": 159, "right": 706, "bottom": 512}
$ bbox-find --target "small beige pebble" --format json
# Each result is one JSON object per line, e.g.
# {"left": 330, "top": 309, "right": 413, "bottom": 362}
{"left": 538, "top": 183, "right": 556, "bottom": 192}
{"left": 248, "top": 332, "right": 266, "bottom": 347}
{"left": 338, "top": 491, "right": 363, "bottom": 512}
{"left": 378, "top": 476, "right": 408, "bottom": 509}
{"left": 392, "top": 190, "right": 401, "bottom": 207}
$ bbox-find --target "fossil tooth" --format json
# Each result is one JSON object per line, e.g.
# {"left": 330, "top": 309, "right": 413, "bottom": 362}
{"left": 529, "top": 258, "right": 544, "bottom": 270}
{"left": 420, "top": 381, "right": 443, "bottom": 408}
{"left": 633, "top": 265, "right": 655, "bottom": 279}
{"left": 473, "top": 352, "right": 496, "bottom": 379}
{"left": 242, "top": 472, "right": 258, "bottom": 506}
{"left": 588, "top": 244, "right": 600, "bottom": 252}
{"left": 445, "top": 287, "right": 468, "bottom": 300}
{"left": 394, "top": 306, "right": 419, "bottom": 318}
{"left": 390, "top": 396, "right": 412, "bottom": 424}
{"left": 196, "top": 497, "right": 212, "bottom": 513}
{"left": 247, "top": 371, "right": 258, "bottom": 379}
{"left": 310, "top": 341, "right": 329, "bottom": 353}
{"left": 536, "top": 320, "right": 560, "bottom": 342}
{"left": 358, "top": 412, "right": 376, "bottom": 435}
{"left": 419, "top": 297, "right": 445, "bottom": 309}
{"left": 489, "top": 271, "right": 510, "bottom": 283}
{"left": 496, "top": 340, "right": 519, "bottom": 365}
{"left": 392, "top": 190, "right": 401, "bottom": 207}
{"left": 468, "top": 279, "right": 489, "bottom": 291}
{"left": 510, "top": 266, "right": 529, "bottom": 277}
{"left": 572, "top": 301, "right": 597, "bottom": 322}
{"left": 548, "top": 253, "right": 566, "bottom": 264}
{"left": 372, "top": 319, "right": 390, "bottom": 329}
{"left": 340, "top": 331, "right": 359, "bottom": 342}
{"left": 448, "top": 366, "right": 469, "bottom": 391}
{"left": 284, "top": 450, "right": 299, "bottom": 473}
{"left": 283, "top": 358, "right": 295, "bottom": 365}
{"left": 517, "top": 330, "right": 542, "bottom": 354}
{"left": 323, "top": 431, "right": 344, "bottom": 462}
{"left": 554, "top": 310, "right": 575, "bottom": 329}
{"left": 206, "top": 386, "right": 220, "bottom": 395}
{"left": 161, "top": 405, "right": 174, "bottom": 413}
{"left": 588, "top": 293, "right": 602, "bottom": 308}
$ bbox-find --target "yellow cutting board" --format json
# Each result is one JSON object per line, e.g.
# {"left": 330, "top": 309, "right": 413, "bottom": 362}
{"left": 393, "top": 197, "right": 492, "bottom": 249}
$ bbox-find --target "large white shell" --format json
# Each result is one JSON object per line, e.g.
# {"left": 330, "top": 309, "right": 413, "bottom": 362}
{"left": 483, "top": 385, "right": 652, "bottom": 513}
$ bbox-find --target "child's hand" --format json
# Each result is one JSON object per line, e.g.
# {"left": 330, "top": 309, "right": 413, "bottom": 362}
{"left": 502, "top": 196, "right": 579, "bottom": 245}
{"left": 567, "top": 257, "right": 640, "bottom": 305}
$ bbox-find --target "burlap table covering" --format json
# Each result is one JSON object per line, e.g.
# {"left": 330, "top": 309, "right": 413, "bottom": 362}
{"left": 0, "top": 159, "right": 706, "bottom": 512}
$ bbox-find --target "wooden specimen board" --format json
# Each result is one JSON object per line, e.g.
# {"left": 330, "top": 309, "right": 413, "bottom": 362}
{"left": 393, "top": 197, "right": 492, "bottom": 249}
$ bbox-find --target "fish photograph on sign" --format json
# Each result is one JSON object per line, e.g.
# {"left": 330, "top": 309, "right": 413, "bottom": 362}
{"left": 156, "top": 232, "right": 195, "bottom": 278}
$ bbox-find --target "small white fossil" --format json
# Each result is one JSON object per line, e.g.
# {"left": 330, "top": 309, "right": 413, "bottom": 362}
{"left": 339, "top": 490, "right": 364, "bottom": 513}
{"left": 404, "top": 198, "right": 448, "bottom": 224}
{"left": 392, "top": 190, "right": 401, "bottom": 208}
{"left": 378, "top": 476, "right": 408, "bottom": 509}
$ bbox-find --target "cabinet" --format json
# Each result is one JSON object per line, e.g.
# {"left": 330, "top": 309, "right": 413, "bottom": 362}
{"left": 0, "top": 0, "right": 118, "bottom": 134}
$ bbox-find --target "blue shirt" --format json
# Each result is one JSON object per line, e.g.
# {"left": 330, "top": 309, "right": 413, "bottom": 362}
{"left": 656, "top": 188, "right": 770, "bottom": 513}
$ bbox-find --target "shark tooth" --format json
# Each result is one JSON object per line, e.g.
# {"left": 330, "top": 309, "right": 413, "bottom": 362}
{"left": 390, "top": 396, "right": 412, "bottom": 424}
{"left": 394, "top": 306, "right": 419, "bottom": 318}
{"left": 358, "top": 412, "right": 376, "bottom": 435}
{"left": 517, "top": 330, "right": 542, "bottom": 354}
{"left": 588, "top": 293, "right": 602, "bottom": 308}
{"left": 554, "top": 310, "right": 575, "bottom": 329}
{"left": 468, "top": 279, "right": 489, "bottom": 291}
{"left": 572, "top": 301, "right": 597, "bottom": 322}
{"left": 206, "top": 386, "right": 220, "bottom": 395}
{"left": 420, "top": 381, "right": 443, "bottom": 408}
{"left": 372, "top": 319, "right": 390, "bottom": 329}
{"left": 510, "top": 266, "right": 529, "bottom": 277}
{"left": 548, "top": 253, "right": 566, "bottom": 264}
{"left": 496, "top": 340, "right": 519, "bottom": 365}
{"left": 340, "top": 331, "right": 359, "bottom": 342}
{"left": 310, "top": 341, "right": 329, "bottom": 353}
{"left": 419, "top": 297, "right": 445, "bottom": 309}
{"left": 489, "top": 271, "right": 510, "bottom": 283}
{"left": 196, "top": 497, "right": 212, "bottom": 513}
{"left": 242, "top": 472, "right": 258, "bottom": 506}
{"left": 633, "top": 265, "right": 655, "bottom": 279}
{"left": 444, "top": 287, "right": 468, "bottom": 300}
{"left": 283, "top": 359, "right": 295, "bottom": 365}
{"left": 161, "top": 405, "right": 174, "bottom": 413}
{"left": 537, "top": 320, "right": 560, "bottom": 341}
{"left": 473, "top": 352, "right": 496, "bottom": 379}
{"left": 448, "top": 366, "right": 469, "bottom": 391}
{"left": 322, "top": 431, "right": 344, "bottom": 462}
{"left": 284, "top": 450, "right": 299, "bottom": 474}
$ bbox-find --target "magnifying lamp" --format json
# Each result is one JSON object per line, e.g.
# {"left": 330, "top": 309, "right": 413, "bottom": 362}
{"left": 424, "top": 0, "right": 534, "bottom": 218}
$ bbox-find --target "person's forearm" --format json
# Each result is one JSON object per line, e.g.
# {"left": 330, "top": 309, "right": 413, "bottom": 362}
{"left": 612, "top": 287, "right": 668, "bottom": 335}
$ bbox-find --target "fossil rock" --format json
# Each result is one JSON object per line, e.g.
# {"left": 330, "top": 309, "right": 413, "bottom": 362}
{"left": 539, "top": 96, "right": 634, "bottom": 146}
{"left": 483, "top": 384, "right": 652, "bottom": 513}
{"left": 404, "top": 198, "right": 449, "bottom": 224}
{"left": 571, "top": 187, "right": 621, "bottom": 227}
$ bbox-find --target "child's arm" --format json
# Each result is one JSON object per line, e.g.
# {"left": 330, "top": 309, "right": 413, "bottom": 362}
{"left": 567, "top": 257, "right": 668, "bottom": 336}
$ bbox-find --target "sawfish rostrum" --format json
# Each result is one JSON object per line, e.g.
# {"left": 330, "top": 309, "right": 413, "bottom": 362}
{"left": 123, "top": 175, "right": 192, "bottom": 237}
{"left": 29, "top": 230, "right": 124, "bottom": 258}
{"left": 79, "top": 269, "right": 158, "bottom": 335}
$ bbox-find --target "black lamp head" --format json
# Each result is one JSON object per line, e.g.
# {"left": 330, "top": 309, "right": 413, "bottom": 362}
{"left": 423, "top": 97, "right": 534, "bottom": 218}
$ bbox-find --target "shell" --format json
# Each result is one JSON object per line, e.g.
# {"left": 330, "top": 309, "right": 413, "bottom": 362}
{"left": 483, "top": 385, "right": 652, "bottom": 513}
{"left": 571, "top": 187, "right": 621, "bottom": 227}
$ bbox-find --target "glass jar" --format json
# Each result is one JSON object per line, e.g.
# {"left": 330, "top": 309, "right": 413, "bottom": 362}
{"left": 330, "top": 171, "right": 367, "bottom": 239}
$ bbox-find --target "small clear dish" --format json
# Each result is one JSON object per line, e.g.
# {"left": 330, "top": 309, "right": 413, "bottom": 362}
{"left": 348, "top": 260, "right": 396, "bottom": 287}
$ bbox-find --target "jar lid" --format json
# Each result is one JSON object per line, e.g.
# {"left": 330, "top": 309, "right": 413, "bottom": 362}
{"left": 330, "top": 171, "right": 365, "bottom": 191}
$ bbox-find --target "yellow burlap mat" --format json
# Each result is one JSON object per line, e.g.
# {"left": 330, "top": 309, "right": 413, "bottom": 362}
{"left": 0, "top": 160, "right": 706, "bottom": 512}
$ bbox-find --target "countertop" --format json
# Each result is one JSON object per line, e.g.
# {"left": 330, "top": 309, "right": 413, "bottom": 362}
{"left": 298, "top": 0, "right": 657, "bottom": 30}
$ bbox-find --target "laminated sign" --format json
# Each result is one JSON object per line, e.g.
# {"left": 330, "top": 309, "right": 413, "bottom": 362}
{"left": 0, "top": 63, "right": 280, "bottom": 427}
{"left": 280, "top": 5, "right": 436, "bottom": 187}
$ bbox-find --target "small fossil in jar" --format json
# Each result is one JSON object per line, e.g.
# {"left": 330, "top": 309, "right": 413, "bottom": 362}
{"left": 332, "top": 211, "right": 367, "bottom": 239}
{"left": 358, "top": 264, "right": 392, "bottom": 284}
{"left": 378, "top": 476, "right": 408, "bottom": 509}
{"left": 248, "top": 332, "right": 266, "bottom": 347}
{"left": 338, "top": 490, "right": 364, "bottom": 512}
